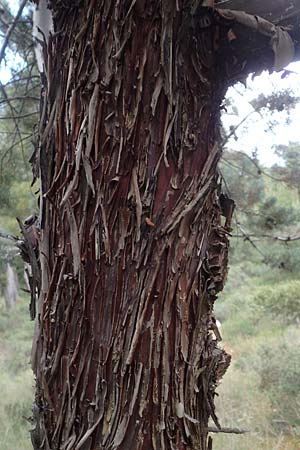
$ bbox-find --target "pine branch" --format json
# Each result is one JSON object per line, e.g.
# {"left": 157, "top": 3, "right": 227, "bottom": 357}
{"left": 0, "top": 0, "right": 28, "bottom": 67}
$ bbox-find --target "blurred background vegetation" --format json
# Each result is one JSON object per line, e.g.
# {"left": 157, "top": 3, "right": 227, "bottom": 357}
{"left": 212, "top": 145, "right": 300, "bottom": 449}
{"left": 1, "top": 1, "right": 300, "bottom": 450}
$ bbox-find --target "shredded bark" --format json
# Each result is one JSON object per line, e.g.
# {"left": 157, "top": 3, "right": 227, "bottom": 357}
{"left": 27, "top": 1, "right": 296, "bottom": 449}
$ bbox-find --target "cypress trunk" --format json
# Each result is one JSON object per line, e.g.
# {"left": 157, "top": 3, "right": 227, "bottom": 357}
{"left": 32, "top": 2, "right": 234, "bottom": 449}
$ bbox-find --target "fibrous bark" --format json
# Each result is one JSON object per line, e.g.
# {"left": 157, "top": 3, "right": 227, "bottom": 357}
{"left": 29, "top": 1, "right": 298, "bottom": 450}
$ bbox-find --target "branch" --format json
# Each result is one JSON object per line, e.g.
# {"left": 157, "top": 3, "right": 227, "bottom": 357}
{"left": 0, "top": 134, "right": 33, "bottom": 179}
{"left": 232, "top": 232, "right": 300, "bottom": 242}
{"left": 235, "top": 222, "right": 269, "bottom": 260}
{"left": 0, "top": 130, "right": 32, "bottom": 135}
{"left": 0, "top": 95, "right": 40, "bottom": 105}
{"left": 203, "top": 3, "right": 300, "bottom": 83}
{"left": 208, "top": 426, "right": 249, "bottom": 434}
{"left": 0, "top": 82, "right": 25, "bottom": 158}
{"left": 0, "top": 230, "right": 17, "bottom": 242}
{"left": 222, "top": 111, "right": 256, "bottom": 147}
{"left": 221, "top": 155, "right": 288, "bottom": 185}
{"left": 3, "top": 76, "right": 40, "bottom": 88}
{"left": 0, "top": 0, "right": 28, "bottom": 67}
{"left": 216, "top": 0, "right": 300, "bottom": 26}
{"left": 0, "top": 111, "right": 39, "bottom": 120}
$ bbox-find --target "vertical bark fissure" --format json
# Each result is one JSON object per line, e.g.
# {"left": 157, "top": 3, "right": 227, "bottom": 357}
{"left": 31, "top": 2, "right": 233, "bottom": 450}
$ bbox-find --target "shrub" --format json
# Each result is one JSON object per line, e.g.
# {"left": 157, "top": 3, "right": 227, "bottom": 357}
{"left": 254, "top": 280, "right": 300, "bottom": 324}
{"left": 257, "top": 332, "right": 300, "bottom": 425}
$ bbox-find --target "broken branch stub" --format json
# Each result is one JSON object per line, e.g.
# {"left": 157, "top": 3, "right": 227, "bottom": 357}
{"left": 216, "top": 8, "right": 295, "bottom": 72}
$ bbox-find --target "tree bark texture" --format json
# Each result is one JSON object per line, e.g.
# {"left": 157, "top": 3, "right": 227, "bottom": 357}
{"left": 30, "top": 1, "right": 288, "bottom": 449}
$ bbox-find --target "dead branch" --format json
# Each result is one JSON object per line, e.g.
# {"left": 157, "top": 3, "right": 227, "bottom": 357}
{"left": 232, "top": 232, "right": 300, "bottom": 242}
{"left": 208, "top": 426, "right": 249, "bottom": 434}
{"left": 0, "top": 95, "right": 40, "bottom": 105}
{"left": 221, "top": 156, "right": 287, "bottom": 184}
{"left": 0, "top": 81, "right": 25, "bottom": 163}
{"left": 0, "top": 130, "right": 32, "bottom": 135}
{"left": 0, "top": 133, "right": 33, "bottom": 179}
{"left": 0, "top": 111, "right": 39, "bottom": 120}
{"left": 0, "top": 230, "right": 17, "bottom": 242}
{"left": 235, "top": 222, "right": 269, "bottom": 259}
{"left": 222, "top": 110, "right": 256, "bottom": 147}
{"left": 216, "top": 0, "right": 300, "bottom": 26}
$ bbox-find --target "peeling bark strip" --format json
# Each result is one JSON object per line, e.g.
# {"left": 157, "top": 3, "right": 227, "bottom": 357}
{"left": 30, "top": 1, "right": 297, "bottom": 449}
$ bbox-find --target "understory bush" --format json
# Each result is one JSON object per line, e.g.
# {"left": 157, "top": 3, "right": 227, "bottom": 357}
{"left": 257, "top": 330, "right": 300, "bottom": 426}
{"left": 254, "top": 280, "right": 300, "bottom": 324}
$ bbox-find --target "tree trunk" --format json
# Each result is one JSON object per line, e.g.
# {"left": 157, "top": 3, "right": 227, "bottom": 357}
{"left": 30, "top": 1, "right": 297, "bottom": 449}
{"left": 4, "top": 263, "right": 18, "bottom": 311}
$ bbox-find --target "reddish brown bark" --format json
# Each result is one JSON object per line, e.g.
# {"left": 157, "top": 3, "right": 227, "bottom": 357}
{"left": 29, "top": 1, "right": 293, "bottom": 449}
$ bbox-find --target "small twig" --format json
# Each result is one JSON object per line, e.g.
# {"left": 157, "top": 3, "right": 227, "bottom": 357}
{"left": 0, "top": 111, "right": 39, "bottom": 120}
{"left": 2, "top": 75, "right": 40, "bottom": 88}
{"left": 0, "top": 81, "right": 25, "bottom": 164}
{"left": 0, "top": 95, "right": 40, "bottom": 105}
{"left": 208, "top": 426, "right": 249, "bottom": 435}
{"left": 222, "top": 110, "right": 256, "bottom": 147}
{"left": 234, "top": 150, "right": 287, "bottom": 183}
{"left": 0, "top": 134, "right": 33, "bottom": 178}
{"left": 0, "top": 130, "right": 32, "bottom": 135}
{"left": 221, "top": 156, "right": 286, "bottom": 184}
{"left": 0, "top": 230, "right": 17, "bottom": 242}
{"left": 236, "top": 222, "right": 268, "bottom": 259}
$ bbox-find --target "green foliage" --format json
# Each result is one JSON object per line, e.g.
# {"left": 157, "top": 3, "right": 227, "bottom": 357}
{"left": 214, "top": 359, "right": 300, "bottom": 449}
{"left": 0, "top": 0, "right": 40, "bottom": 235}
{"left": 0, "top": 0, "right": 39, "bottom": 295}
{"left": 273, "top": 143, "right": 300, "bottom": 196}
{"left": 257, "top": 328, "right": 300, "bottom": 425}
{"left": 220, "top": 142, "right": 300, "bottom": 275}
{"left": 250, "top": 195, "right": 298, "bottom": 230}
{"left": 0, "top": 239, "right": 17, "bottom": 293}
{"left": 266, "top": 241, "right": 300, "bottom": 272}
{"left": 250, "top": 90, "right": 300, "bottom": 114}
{"left": 215, "top": 227, "right": 300, "bottom": 449}
{"left": 254, "top": 280, "right": 300, "bottom": 324}
{"left": 220, "top": 150, "right": 265, "bottom": 209}
{"left": 0, "top": 298, "right": 34, "bottom": 450}
{"left": 214, "top": 364, "right": 274, "bottom": 450}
